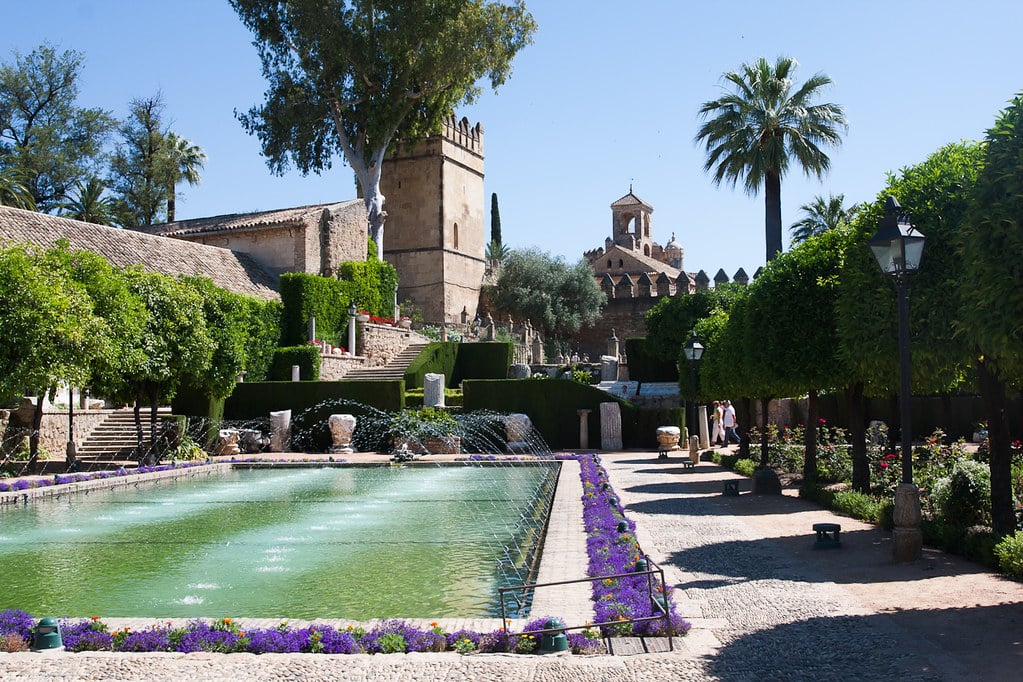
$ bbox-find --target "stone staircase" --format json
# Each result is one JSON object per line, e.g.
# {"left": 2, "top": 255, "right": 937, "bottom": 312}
{"left": 75, "top": 407, "right": 171, "bottom": 462}
{"left": 342, "top": 342, "right": 429, "bottom": 381}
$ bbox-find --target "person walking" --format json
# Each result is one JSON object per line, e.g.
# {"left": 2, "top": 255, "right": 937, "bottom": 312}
{"left": 711, "top": 400, "right": 725, "bottom": 446}
{"left": 722, "top": 400, "right": 740, "bottom": 445}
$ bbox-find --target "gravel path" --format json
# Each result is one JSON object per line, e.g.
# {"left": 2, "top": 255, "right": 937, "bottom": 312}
{"left": 4, "top": 452, "right": 1022, "bottom": 680}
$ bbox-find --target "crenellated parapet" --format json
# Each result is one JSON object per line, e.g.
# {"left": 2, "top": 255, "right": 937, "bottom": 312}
{"left": 442, "top": 114, "right": 484, "bottom": 155}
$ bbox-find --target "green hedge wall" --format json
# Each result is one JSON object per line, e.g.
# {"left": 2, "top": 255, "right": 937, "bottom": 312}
{"left": 270, "top": 345, "right": 321, "bottom": 381}
{"left": 453, "top": 342, "right": 513, "bottom": 384}
{"left": 222, "top": 380, "right": 405, "bottom": 420}
{"left": 404, "top": 342, "right": 459, "bottom": 389}
{"left": 625, "top": 337, "right": 679, "bottom": 383}
{"left": 464, "top": 379, "right": 657, "bottom": 450}
{"left": 279, "top": 262, "right": 398, "bottom": 346}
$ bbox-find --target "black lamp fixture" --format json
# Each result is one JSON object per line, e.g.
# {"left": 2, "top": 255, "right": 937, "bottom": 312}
{"left": 682, "top": 332, "right": 704, "bottom": 445}
{"left": 869, "top": 195, "right": 925, "bottom": 562}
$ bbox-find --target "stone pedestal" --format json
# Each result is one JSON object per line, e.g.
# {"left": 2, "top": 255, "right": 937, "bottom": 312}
{"left": 578, "top": 409, "right": 592, "bottom": 449}
{"left": 698, "top": 405, "right": 710, "bottom": 449}
{"left": 269, "top": 409, "right": 291, "bottom": 452}
{"left": 532, "top": 336, "right": 545, "bottom": 364}
{"left": 215, "top": 429, "right": 240, "bottom": 456}
{"left": 656, "top": 426, "right": 680, "bottom": 452}
{"left": 505, "top": 413, "right": 533, "bottom": 453}
{"left": 600, "top": 402, "right": 623, "bottom": 451}
{"left": 328, "top": 414, "right": 357, "bottom": 454}
{"left": 509, "top": 363, "right": 531, "bottom": 379}
{"left": 423, "top": 373, "right": 446, "bottom": 407}
{"left": 893, "top": 482, "right": 923, "bottom": 562}
{"left": 291, "top": 365, "right": 300, "bottom": 381}
{"left": 600, "top": 355, "right": 619, "bottom": 383}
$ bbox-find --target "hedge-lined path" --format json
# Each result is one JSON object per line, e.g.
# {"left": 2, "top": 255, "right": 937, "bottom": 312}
{"left": 4, "top": 451, "right": 1023, "bottom": 680}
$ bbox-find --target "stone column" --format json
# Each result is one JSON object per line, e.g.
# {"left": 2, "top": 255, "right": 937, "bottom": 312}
{"left": 577, "top": 409, "right": 591, "bottom": 449}
{"left": 893, "top": 483, "right": 923, "bottom": 562}
{"left": 698, "top": 405, "right": 710, "bottom": 449}
{"left": 532, "top": 335, "right": 544, "bottom": 364}
{"left": 600, "top": 402, "right": 623, "bottom": 450}
{"left": 424, "top": 373, "right": 446, "bottom": 408}
{"left": 269, "top": 410, "right": 291, "bottom": 452}
{"left": 607, "top": 329, "right": 619, "bottom": 359}
{"left": 291, "top": 365, "right": 300, "bottom": 381}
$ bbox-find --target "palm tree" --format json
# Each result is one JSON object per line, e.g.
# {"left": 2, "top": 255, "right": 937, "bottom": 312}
{"left": 789, "top": 193, "right": 858, "bottom": 245}
{"left": 696, "top": 56, "right": 847, "bottom": 262}
{"left": 161, "top": 131, "right": 206, "bottom": 222}
{"left": 0, "top": 167, "right": 37, "bottom": 210}
{"left": 60, "top": 177, "right": 117, "bottom": 225}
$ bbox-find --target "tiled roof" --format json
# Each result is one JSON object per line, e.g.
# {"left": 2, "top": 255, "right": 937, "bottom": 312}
{"left": 610, "top": 191, "right": 653, "bottom": 210}
{"left": 0, "top": 206, "right": 279, "bottom": 300}
{"left": 135, "top": 200, "right": 362, "bottom": 237}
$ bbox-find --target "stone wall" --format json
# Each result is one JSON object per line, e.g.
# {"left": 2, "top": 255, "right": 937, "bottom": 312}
{"left": 574, "top": 296, "right": 660, "bottom": 362}
{"left": 2, "top": 406, "right": 111, "bottom": 459}
{"left": 360, "top": 323, "right": 428, "bottom": 367}
{"left": 192, "top": 224, "right": 306, "bottom": 275}
{"left": 319, "top": 354, "right": 367, "bottom": 380}
{"left": 319, "top": 204, "right": 369, "bottom": 277}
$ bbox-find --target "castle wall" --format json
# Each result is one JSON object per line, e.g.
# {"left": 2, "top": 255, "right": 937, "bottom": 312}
{"left": 318, "top": 204, "right": 369, "bottom": 276}
{"left": 381, "top": 116, "right": 485, "bottom": 324}
{"left": 573, "top": 295, "right": 664, "bottom": 361}
{"left": 190, "top": 225, "right": 308, "bottom": 275}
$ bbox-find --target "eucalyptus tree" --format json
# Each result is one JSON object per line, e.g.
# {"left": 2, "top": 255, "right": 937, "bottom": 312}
{"left": 958, "top": 94, "right": 1023, "bottom": 537}
{"left": 0, "top": 44, "right": 115, "bottom": 212}
{"left": 696, "top": 56, "right": 846, "bottom": 262}
{"left": 231, "top": 0, "right": 536, "bottom": 260}
{"left": 789, "top": 193, "right": 858, "bottom": 245}
{"left": 108, "top": 95, "right": 170, "bottom": 227}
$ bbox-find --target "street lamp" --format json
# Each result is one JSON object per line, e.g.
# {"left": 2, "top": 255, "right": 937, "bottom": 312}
{"left": 347, "top": 301, "right": 358, "bottom": 356}
{"left": 682, "top": 332, "right": 704, "bottom": 446}
{"left": 869, "top": 195, "right": 925, "bottom": 562}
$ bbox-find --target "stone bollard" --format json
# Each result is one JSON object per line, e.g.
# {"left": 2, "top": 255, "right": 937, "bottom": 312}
{"left": 328, "top": 414, "right": 357, "bottom": 454}
{"left": 689, "top": 435, "right": 700, "bottom": 464}
{"left": 269, "top": 410, "right": 292, "bottom": 452}
{"left": 291, "top": 365, "right": 301, "bottom": 381}
{"left": 577, "top": 409, "right": 592, "bottom": 449}
{"left": 424, "top": 373, "right": 446, "bottom": 407}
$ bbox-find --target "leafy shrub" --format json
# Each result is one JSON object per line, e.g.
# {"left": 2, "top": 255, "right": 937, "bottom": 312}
{"left": 732, "top": 458, "right": 757, "bottom": 477}
{"left": 994, "top": 531, "right": 1023, "bottom": 578}
{"left": 832, "top": 490, "right": 887, "bottom": 524}
{"left": 931, "top": 459, "right": 991, "bottom": 526}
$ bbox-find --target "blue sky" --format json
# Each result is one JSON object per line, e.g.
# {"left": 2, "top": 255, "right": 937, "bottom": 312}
{"left": 3, "top": 1, "right": 1022, "bottom": 276}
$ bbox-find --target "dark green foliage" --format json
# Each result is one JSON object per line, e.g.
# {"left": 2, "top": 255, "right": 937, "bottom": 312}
{"left": 463, "top": 379, "right": 647, "bottom": 449}
{"left": 644, "top": 287, "right": 737, "bottom": 364}
{"left": 279, "top": 266, "right": 398, "bottom": 346}
{"left": 624, "top": 338, "right": 678, "bottom": 382}
{"left": 994, "top": 532, "right": 1023, "bottom": 578}
{"left": 491, "top": 192, "right": 502, "bottom": 245}
{"left": 452, "top": 342, "right": 513, "bottom": 383}
{"left": 922, "top": 520, "right": 998, "bottom": 568}
{"left": 403, "top": 342, "right": 458, "bottom": 389}
{"left": 222, "top": 380, "right": 404, "bottom": 420}
{"left": 170, "top": 387, "right": 225, "bottom": 447}
{"left": 636, "top": 408, "right": 682, "bottom": 448}
{"left": 732, "top": 458, "right": 757, "bottom": 477}
{"left": 270, "top": 345, "right": 321, "bottom": 382}
{"left": 239, "top": 297, "right": 283, "bottom": 382}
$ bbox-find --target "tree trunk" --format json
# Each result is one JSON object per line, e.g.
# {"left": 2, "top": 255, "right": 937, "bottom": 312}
{"left": 803, "top": 389, "right": 819, "bottom": 485}
{"left": 977, "top": 358, "right": 1015, "bottom": 537}
{"left": 739, "top": 397, "right": 752, "bottom": 459}
{"left": 133, "top": 388, "right": 144, "bottom": 461}
{"left": 759, "top": 396, "right": 771, "bottom": 467}
{"left": 28, "top": 395, "right": 45, "bottom": 474}
{"left": 167, "top": 185, "right": 176, "bottom": 222}
{"left": 764, "top": 171, "right": 783, "bottom": 261}
{"left": 847, "top": 382, "right": 869, "bottom": 493}
{"left": 146, "top": 383, "right": 161, "bottom": 466}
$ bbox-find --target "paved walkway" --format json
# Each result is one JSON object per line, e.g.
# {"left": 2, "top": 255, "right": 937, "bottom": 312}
{"left": 4, "top": 452, "right": 1023, "bottom": 680}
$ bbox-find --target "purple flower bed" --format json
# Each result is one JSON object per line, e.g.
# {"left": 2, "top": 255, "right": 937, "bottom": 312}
{"left": 1, "top": 452, "right": 689, "bottom": 654}
{"left": 0, "top": 462, "right": 201, "bottom": 492}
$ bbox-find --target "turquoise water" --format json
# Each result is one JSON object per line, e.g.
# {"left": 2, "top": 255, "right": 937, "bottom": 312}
{"left": 0, "top": 464, "right": 558, "bottom": 619}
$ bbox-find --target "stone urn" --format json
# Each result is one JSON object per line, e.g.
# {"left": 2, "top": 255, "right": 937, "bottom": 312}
{"left": 215, "top": 429, "right": 240, "bottom": 456}
{"left": 505, "top": 413, "right": 533, "bottom": 453}
{"left": 397, "top": 317, "right": 412, "bottom": 329}
{"left": 656, "top": 426, "right": 681, "bottom": 459}
{"left": 328, "top": 414, "right": 357, "bottom": 454}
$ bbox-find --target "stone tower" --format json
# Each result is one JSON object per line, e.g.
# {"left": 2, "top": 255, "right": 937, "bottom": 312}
{"left": 610, "top": 189, "right": 655, "bottom": 257}
{"left": 380, "top": 115, "right": 485, "bottom": 323}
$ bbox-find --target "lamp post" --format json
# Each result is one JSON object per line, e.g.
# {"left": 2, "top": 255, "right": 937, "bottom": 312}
{"left": 682, "top": 332, "right": 704, "bottom": 445}
{"left": 869, "top": 195, "right": 926, "bottom": 562}
{"left": 347, "top": 301, "right": 358, "bottom": 356}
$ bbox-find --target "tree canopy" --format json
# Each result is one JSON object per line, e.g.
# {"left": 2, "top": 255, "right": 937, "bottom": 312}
{"left": 487, "top": 248, "right": 605, "bottom": 340}
{"left": 231, "top": 0, "right": 536, "bottom": 259}
{"left": 789, "top": 193, "right": 858, "bottom": 245}
{"left": 696, "top": 56, "right": 846, "bottom": 261}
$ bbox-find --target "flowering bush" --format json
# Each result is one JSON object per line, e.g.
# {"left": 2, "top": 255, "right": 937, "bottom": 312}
{"left": 0, "top": 608, "right": 34, "bottom": 643}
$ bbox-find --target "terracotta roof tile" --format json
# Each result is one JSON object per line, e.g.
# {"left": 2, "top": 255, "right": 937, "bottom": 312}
{"left": 136, "top": 200, "right": 362, "bottom": 237}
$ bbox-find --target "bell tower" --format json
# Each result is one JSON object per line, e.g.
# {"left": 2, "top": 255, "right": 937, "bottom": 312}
{"left": 380, "top": 115, "right": 485, "bottom": 323}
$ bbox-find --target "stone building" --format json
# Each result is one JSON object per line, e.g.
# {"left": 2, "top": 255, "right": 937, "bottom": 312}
{"left": 135, "top": 200, "right": 367, "bottom": 279}
{"left": 380, "top": 115, "right": 486, "bottom": 324}
{"left": 0, "top": 205, "right": 279, "bottom": 300}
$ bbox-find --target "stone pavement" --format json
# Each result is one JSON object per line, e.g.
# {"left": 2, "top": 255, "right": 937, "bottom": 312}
{"left": 4, "top": 451, "right": 1023, "bottom": 680}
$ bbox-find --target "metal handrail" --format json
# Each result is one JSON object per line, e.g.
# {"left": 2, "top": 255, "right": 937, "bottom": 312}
{"left": 498, "top": 556, "right": 674, "bottom": 651}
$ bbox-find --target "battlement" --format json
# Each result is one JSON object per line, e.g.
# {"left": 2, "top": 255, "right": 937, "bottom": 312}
{"left": 442, "top": 115, "right": 484, "bottom": 155}
{"left": 597, "top": 266, "right": 755, "bottom": 301}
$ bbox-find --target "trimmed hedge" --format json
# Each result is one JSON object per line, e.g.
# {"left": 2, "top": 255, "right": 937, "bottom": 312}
{"left": 404, "top": 342, "right": 459, "bottom": 389}
{"left": 624, "top": 337, "right": 679, "bottom": 383}
{"left": 170, "top": 387, "right": 225, "bottom": 448}
{"left": 279, "top": 263, "right": 398, "bottom": 346}
{"left": 453, "top": 342, "right": 513, "bottom": 383}
{"left": 463, "top": 379, "right": 670, "bottom": 450}
{"left": 270, "top": 345, "right": 321, "bottom": 381}
{"left": 223, "top": 380, "right": 405, "bottom": 420}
